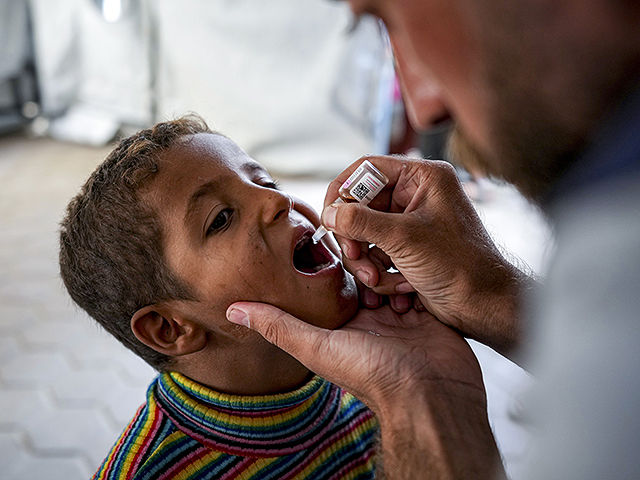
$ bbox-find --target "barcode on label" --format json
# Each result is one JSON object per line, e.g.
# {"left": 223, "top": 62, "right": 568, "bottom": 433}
{"left": 351, "top": 183, "right": 371, "bottom": 201}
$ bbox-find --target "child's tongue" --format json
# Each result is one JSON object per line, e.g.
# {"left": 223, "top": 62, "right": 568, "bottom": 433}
{"left": 293, "top": 233, "right": 333, "bottom": 274}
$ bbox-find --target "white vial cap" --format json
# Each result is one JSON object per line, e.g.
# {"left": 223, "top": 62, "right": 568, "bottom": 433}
{"left": 311, "top": 198, "right": 345, "bottom": 243}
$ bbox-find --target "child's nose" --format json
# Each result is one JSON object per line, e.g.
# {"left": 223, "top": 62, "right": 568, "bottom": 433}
{"left": 259, "top": 188, "right": 292, "bottom": 226}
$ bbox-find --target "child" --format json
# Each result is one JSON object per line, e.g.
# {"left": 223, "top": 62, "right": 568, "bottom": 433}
{"left": 59, "top": 116, "right": 379, "bottom": 479}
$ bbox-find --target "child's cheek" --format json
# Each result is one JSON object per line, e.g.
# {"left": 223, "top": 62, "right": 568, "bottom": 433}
{"left": 218, "top": 321, "right": 257, "bottom": 341}
{"left": 291, "top": 198, "right": 320, "bottom": 227}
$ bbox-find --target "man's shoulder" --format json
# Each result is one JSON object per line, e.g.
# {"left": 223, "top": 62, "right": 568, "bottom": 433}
{"left": 553, "top": 172, "right": 640, "bottom": 256}
{"left": 525, "top": 172, "right": 640, "bottom": 480}
{"left": 541, "top": 170, "right": 640, "bottom": 337}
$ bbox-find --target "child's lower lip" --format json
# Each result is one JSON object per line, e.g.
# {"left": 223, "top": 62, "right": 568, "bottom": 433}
{"left": 294, "top": 258, "right": 340, "bottom": 277}
{"left": 291, "top": 230, "right": 340, "bottom": 276}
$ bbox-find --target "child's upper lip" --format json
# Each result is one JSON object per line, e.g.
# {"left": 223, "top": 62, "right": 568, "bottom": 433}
{"left": 291, "top": 224, "right": 315, "bottom": 257}
{"left": 290, "top": 223, "right": 338, "bottom": 274}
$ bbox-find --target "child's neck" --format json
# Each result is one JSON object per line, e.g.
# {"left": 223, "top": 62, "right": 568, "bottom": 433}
{"left": 171, "top": 334, "right": 313, "bottom": 396}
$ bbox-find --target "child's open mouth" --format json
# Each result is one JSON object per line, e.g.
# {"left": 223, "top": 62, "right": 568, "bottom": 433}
{"left": 293, "top": 232, "right": 335, "bottom": 274}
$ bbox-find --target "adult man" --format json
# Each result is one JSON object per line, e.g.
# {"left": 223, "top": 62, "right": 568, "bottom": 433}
{"left": 227, "top": 1, "right": 640, "bottom": 478}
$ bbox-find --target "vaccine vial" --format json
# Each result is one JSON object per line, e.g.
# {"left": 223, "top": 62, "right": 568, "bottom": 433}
{"left": 312, "top": 160, "right": 389, "bottom": 243}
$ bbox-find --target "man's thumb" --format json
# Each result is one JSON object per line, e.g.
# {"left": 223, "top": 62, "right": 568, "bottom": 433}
{"left": 322, "top": 202, "right": 397, "bottom": 250}
{"left": 226, "top": 302, "right": 328, "bottom": 368}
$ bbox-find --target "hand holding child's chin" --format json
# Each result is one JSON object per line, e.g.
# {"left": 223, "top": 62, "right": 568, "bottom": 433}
{"left": 225, "top": 298, "right": 480, "bottom": 416}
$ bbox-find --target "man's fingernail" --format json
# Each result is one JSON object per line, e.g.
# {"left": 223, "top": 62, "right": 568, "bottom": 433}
{"left": 344, "top": 243, "right": 358, "bottom": 260}
{"left": 322, "top": 204, "right": 338, "bottom": 230}
{"left": 363, "top": 289, "right": 380, "bottom": 307}
{"left": 226, "top": 308, "right": 250, "bottom": 328}
{"left": 356, "top": 269, "right": 372, "bottom": 287}
{"left": 395, "top": 282, "right": 414, "bottom": 294}
{"left": 393, "top": 295, "right": 411, "bottom": 311}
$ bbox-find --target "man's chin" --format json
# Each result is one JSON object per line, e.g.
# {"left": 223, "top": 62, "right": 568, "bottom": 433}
{"left": 447, "top": 125, "right": 500, "bottom": 180}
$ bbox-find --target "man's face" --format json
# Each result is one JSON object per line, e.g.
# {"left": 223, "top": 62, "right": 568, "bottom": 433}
{"left": 353, "top": 0, "right": 613, "bottom": 202}
{"left": 144, "top": 133, "right": 358, "bottom": 333}
{"left": 352, "top": 0, "right": 488, "bottom": 153}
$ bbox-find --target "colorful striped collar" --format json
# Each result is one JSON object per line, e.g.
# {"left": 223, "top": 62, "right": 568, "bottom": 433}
{"left": 153, "top": 372, "right": 344, "bottom": 457}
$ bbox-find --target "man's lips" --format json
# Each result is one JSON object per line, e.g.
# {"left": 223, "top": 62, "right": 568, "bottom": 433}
{"left": 291, "top": 226, "right": 338, "bottom": 275}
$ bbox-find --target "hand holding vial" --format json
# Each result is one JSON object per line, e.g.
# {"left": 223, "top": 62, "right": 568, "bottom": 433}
{"left": 312, "top": 160, "right": 389, "bottom": 243}
{"left": 320, "top": 155, "right": 527, "bottom": 358}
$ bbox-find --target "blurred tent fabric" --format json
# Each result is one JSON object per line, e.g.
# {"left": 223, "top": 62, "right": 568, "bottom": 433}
{"left": 29, "top": 0, "right": 155, "bottom": 144}
{"left": 0, "top": 0, "right": 38, "bottom": 133}
{"left": 26, "top": 0, "right": 394, "bottom": 175}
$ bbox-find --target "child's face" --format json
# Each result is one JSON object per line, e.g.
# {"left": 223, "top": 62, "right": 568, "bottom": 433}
{"left": 145, "top": 133, "right": 358, "bottom": 332}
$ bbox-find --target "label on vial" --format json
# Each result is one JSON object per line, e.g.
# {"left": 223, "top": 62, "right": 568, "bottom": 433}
{"left": 349, "top": 172, "right": 384, "bottom": 203}
{"left": 342, "top": 164, "right": 366, "bottom": 190}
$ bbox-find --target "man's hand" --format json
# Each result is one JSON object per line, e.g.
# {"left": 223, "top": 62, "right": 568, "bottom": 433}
{"left": 226, "top": 302, "right": 505, "bottom": 480}
{"left": 322, "top": 155, "right": 531, "bottom": 359}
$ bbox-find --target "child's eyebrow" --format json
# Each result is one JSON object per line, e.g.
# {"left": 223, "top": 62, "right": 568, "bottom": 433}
{"left": 184, "top": 162, "right": 269, "bottom": 226}
{"left": 185, "top": 179, "right": 224, "bottom": 227}
{"left": 242, "top": 161, "right": 268, "bottom": 176}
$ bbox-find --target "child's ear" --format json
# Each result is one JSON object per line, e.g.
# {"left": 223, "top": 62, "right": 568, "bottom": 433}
{"left": 131, "top": 305, "right": 207, "bottom": 357}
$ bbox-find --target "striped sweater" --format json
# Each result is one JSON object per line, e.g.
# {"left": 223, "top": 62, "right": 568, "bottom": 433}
{"left": 93, "top": 372, "right": 379, "bottom": 479}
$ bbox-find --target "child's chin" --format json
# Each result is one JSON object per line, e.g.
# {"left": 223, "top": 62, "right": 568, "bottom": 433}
{"left": 309, "top": 316, "right": 351, "bottom": 330}
{"left": 312, "top": 286, "right": 359, "bottom": 330}
{"left": 287, "top": 273, "right": 358, "bottom": 330}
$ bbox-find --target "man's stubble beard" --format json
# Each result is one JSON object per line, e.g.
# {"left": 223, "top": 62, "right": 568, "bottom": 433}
{"left": 446, "top": 111, "right": 584, "bottom": 207}
{"left": 443, "top": 0, "right": 619, "bottom": 206}
{"left": 445, "top": 46, "right": 587, "bottom": 207}
{"left": 445, "top": 0, "right": 640, "bottom": 207}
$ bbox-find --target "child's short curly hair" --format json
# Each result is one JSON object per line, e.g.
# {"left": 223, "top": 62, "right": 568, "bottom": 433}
{"left": 59, "top": 115, "right": 213, "bottom": 371}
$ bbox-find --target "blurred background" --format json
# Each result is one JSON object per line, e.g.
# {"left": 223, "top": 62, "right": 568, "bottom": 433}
{"left": 1, "top": 0, "right": 551, "bottom": 478}
{"left": 2, "top": 0, "right": 396, "bottom": 174}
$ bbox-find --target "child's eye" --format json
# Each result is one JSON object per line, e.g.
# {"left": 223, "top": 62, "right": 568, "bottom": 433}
{"left": 206, "top": 208, "right": 233, "bottom": 236}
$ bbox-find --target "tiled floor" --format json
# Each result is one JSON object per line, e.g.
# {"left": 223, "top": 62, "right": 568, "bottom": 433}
{"left": 0, "top": 131, "right": 551, "bottom": 479}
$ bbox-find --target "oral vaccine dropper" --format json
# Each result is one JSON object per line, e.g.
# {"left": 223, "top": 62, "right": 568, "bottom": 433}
{"left": 312, "top": 160, "right": 389, "bottom": 243}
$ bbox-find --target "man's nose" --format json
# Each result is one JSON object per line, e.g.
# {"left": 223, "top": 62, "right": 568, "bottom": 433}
{"left": 392, "top": 40, "right": 451, "bottom": 131}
